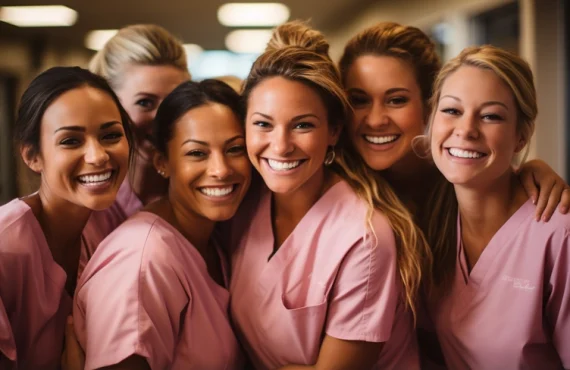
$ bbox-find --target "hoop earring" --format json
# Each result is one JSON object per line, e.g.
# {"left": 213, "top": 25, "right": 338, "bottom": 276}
{"left": 324, "top": 146, "right": 336, "bottom": 166}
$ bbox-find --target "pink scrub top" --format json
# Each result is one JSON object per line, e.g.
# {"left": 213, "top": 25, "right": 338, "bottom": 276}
{"left": 428, "top": 199, "right": 570, "bottom": 369}
{"left": 74, "top": 211, "right": 244, "bottom": 370}
{"left": 0, "top": 199, "right": 73, "bottom": 370}
{"left": 229, "top": 181, "right": 418, "bottom": 369}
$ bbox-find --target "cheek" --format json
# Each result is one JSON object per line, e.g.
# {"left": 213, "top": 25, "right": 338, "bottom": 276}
{"left": 395, "top": 106, "right": 425, "bottom": 136}
{"left": 349, "top": 109, "right": 367, "bottom": 133}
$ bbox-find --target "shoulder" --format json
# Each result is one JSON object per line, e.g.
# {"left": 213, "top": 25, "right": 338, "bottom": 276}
{"left": 0, "top": 199, "right": 43, "bottom": 255}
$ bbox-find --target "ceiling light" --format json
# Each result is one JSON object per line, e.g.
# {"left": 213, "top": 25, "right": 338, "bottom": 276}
{"left": 183, "top": 44, "right": 204, "bottom": 62}
{"left": 0, "top": 5, "right": 77, "bottom": 27}
{"left": 85, "top": 30, "right": 118, "bottom": 51}
{"left": 218, "top": 3, "right": 289, "bottom": 27}
{"left": 225, "top": 29, "right": 273, "bottom": 54}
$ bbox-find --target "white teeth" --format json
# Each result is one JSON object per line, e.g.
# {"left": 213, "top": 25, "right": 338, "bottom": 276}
{"left": 448, "top": 148, "right": 484, "bottom": 159}
{"left": 267, "top": 159, "right": 301, "bottom": 171}
{"left": 200, "top": 186, "right": 234, "bottom": 197}
{"left": 78, "top": 171, "right": 112, "bottom": 184}
{"left": 364, "top": 135, "right": 399, "bottom": 144}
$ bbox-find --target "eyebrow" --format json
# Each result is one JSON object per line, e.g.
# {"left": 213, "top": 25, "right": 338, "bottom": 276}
{"left": 181, "top": 134, "right": 244, "bottom": 147}
{"left": 440, "top": 95, "right": 509, "bottom": 110}
{"left": 251, "top": 112, "right": 320, "bottom": 122}
{"left": 134, "top": 92, "right": 159, "bottom": 99}
{"left": 54, "top": 121, "right": 121, "bottom": 134}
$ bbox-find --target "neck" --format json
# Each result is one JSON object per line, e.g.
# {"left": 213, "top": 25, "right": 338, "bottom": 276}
{"left": 455, "top": 170, "right": 528, "bottom": 246}
{"left": 272, "top": 168, "right": 335, "bottom": 225}
{"left": 382, "top": 154, "right": 437, "bottom": 212}
{"left": 131, "top": 152, "right": 169, "bottom": 205}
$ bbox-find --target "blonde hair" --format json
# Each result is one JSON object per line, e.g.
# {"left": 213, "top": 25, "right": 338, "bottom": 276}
{"left": 339, "top": 22, "right": 441, "bottom": 110}
{"left": 243, "top": 21, "right": 431, "bottom": 318}
{"left": 425, "top": 45, "right": 538, "bottom": 296}
{"left": 89, "top": 24, "right": 190, "bottom": 90}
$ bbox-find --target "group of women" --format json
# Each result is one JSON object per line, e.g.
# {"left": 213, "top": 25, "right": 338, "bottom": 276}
{"left": 0, "top": 18, "right": 569, "bottom": 370}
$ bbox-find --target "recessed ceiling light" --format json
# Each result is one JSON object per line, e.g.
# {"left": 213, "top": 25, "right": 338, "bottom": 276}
{"left": 218, "top": 3, "right": 289, "bottom": 27}
{"left": 85, "top": 30, "right": 119, "bottom": 51}
{"left": 183, "top": 44, "right": 204, "bottom": 62}
{"left": 225, "top": 29, "right": 273, "bottom": 54}
{"left": 0, "top": 5, "right": 77, "bottom": 27}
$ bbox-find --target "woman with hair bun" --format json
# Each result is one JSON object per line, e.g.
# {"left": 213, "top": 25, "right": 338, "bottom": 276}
{"left": 229, "top": 21, "right": 428, "bottom": 369}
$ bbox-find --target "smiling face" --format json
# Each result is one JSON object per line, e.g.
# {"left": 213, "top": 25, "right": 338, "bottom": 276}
{"left": 28, "top": 86, "right": 130, "bottom": 211}
{"left": 430, "top": 65, "right": 522, "bottom": 189}
{"left": 157, "top": 103, "right": 251, "bottom": 222}
{"left": 345, "top": 55, "right": 426, "bottom": 173}
{"left": 115, "top": 64, "right": 189, "bottom": 157}
{"left": 245, "top": 77, "right": 339, "bottom": 195}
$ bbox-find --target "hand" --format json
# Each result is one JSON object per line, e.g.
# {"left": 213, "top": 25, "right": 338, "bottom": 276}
{"left": 517, "top": 159, "right": 570, "bottom": 221}
{"left": 61, "top": 316, "right": 85, "bottom": 370}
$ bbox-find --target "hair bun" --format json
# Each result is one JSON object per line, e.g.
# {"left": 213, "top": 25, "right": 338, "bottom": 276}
{"left": 266, "top": 20, "right": 329, "bottom": 56}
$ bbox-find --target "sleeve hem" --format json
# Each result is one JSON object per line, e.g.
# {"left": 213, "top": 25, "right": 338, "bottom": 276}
{"left": 326, "top": 328, "right": 390, "bottom": 343}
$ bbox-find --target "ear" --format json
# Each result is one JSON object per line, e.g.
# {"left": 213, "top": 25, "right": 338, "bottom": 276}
{"left": 515, "top": 133, "right": 528, "bottom": 153}
{"left": 20, "top": 145, "right": 43, "bottom": 173}
{"left": 153, "top": 151, "right": 170, "bottom": 179}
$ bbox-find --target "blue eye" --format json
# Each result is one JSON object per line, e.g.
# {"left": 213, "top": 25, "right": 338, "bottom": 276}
{"left": 136, "top": 98, "right": 156, "bottom": 110}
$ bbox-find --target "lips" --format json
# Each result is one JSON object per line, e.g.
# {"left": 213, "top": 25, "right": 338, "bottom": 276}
{"left": 77, "top": 170, "right": 114, "bottom": 185}
{"left": 447, "top": 147, "right": 486, "bottom": 159}
{"left": 265, "top": 158, "right": 304, "bottom": 171}
{"left": 198, "top": 185, "right": 236, "bottom": 197}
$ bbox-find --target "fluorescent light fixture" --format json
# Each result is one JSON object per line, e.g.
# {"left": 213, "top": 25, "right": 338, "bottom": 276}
{"left": 218, "top": 3, "right": 289, "bottom": 27}
{"left": 189, "top": 50, "right": 258, "bottom": 80}
{"left": 0, "top": 5, "right": 77, "bottom": 27}
{"left": 85, "top": 29, "right": 118, "bottom": 51}
{"left": 225, "top": 29, "right": 273, "bottom": 54}
{"left": 183, "top": 43, "right": 204, "bottom": 62}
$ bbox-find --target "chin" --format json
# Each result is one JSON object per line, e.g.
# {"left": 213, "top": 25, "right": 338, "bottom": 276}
{"left": 206, "top": 209, "right": 239, "bottom": 222}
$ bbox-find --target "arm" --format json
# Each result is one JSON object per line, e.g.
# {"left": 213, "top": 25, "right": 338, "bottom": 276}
{"left": 545, "top": 229, "right": 570, "bottom": 369}
{"left": 517, "top": 159, "right": 570, "bottom": 221}
{"left": 99, "top": 355, "right": 151, "bottom": 370}
{"left": 279, "top": 336, "right": 382, "bottom": 370}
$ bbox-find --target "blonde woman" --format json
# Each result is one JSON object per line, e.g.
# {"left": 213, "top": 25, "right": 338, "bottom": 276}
{"left": 426, "top": 45, "right": 569, "bottom": 369}
{"left": 229, "top": 21, "right": 429, "bottom": 369}
{"left": 83, "top": 24, "right": 191, "bottom": 252}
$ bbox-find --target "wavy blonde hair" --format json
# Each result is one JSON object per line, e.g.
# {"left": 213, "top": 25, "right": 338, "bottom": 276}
{"left": 242, "top": 21, "right": 431, "bottom": 318}
{"left": 89, "top": 24, "right": 190, "bottom": 90}
{"left": 425, "top": 45, "right": 538, "bottom": 296}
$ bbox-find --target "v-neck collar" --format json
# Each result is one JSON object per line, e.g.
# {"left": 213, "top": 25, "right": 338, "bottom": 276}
{"left": 456, "top": 198, "right": 535, "bottom": 287}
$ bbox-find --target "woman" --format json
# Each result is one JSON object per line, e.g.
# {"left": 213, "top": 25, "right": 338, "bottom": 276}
{"left": 0, "top": 66, "right": 132, "bottom": 369}
{"left": 426, "top": 45, "right": 569, "bottom": 369}
{"left": 229, "top": 21, "right": 429, "bottom": 369}
{"left": 83, "top": 24, "right": 191, "bottom": 252}
{"left": 338, "top": 22, "right": 569, "bottom": 225}
{"left": 74, "top": 80, "right": 250, "bottom": 369}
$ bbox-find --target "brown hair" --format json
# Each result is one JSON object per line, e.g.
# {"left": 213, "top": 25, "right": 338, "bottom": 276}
{"left": 243, "top": 21, "right": 432, "bottom": 318}
{"left": 339, "top": 22, "right": 441, "bottom": 109}
{"left": 425, "top": 45, "right": 537, "bottom": 296}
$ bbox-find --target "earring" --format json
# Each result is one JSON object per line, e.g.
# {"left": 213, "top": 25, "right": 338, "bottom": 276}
{"left": 157, "top": 169, "right": 166, "bottom": 177}
{"left": 324, "top": 146, "right": 336, "bottom": 166}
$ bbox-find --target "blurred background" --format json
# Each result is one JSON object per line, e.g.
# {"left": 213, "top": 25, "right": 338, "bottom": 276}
{"left": 0, "top": 0, "right": 567, "bottom": 204}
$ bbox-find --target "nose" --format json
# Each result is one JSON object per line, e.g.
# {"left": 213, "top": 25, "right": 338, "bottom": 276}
{"left": 271, "top": 126, "right": 294, "bottom": 156}
{"left": 364, "top": 100, "right": 389, "bottom": 128}
{"left": 208, "top": 152, "right": 234, "bottom": 179}
{"left": 85, "top": 140, "right": 110, "bottom": 166}
{"left": 454, "top": 114, "right": 480, "bottom": 140}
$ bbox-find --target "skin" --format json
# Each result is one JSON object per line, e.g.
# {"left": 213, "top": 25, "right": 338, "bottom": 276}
{"left": 430, "top": 65, "right": 529, "bottom": 269}
{"left": 96, "top": 102, "right": 251, "bottom": 370}
{"left": 245, "top": 76, "right": 381, "bottom": 369}
{"left": 22, "top": 86, "right": 129, "bottom": 297}
{"left": 114, "top": 64, "right": 190, "bottom": 205}
{"left": 345, "top": 54, "right": 569, "bottom": 220}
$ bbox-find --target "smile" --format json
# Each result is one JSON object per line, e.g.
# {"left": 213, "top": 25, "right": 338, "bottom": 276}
{"left": 364, "top": 135, "right": 399, "bottom": 144}
{"left": 198, "top": 185, "right": 237, "bottom": 197}
{"left": 448, "top": 148, "right": 486, "bottom": 159}
{"left": 77, "top": 170, "right": 114, "bottom": 186}
{"left": 266, "top": 158, "right": 304, "bottom": 171}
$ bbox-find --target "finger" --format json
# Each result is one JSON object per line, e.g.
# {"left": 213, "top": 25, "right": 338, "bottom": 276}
{"left": 534, "top": 179, "right": 556, "bottom": 221}
{"left": 540, "top": 182, "right": 564, "bottom": 222}
{"left": 519, "top": 171, "right": 539, "bottom": 205}
{"left": 559, "top": 188, "right": 570, "bottom": 214}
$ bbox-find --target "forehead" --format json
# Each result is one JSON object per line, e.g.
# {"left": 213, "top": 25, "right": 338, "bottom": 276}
{"left": 247, "top": 77, "right": 327, "bottom": 116}
{"left": 345, "top": 55, "right": 419, "bottom": 91}
{"left": 172, "top": 103, "right": 243, "bottom": 142}
{"left": 441, "top": 66, "right": 514, "bottom": 105}
{"left": 119, "top": 64, "right": 189, "bottom": 96}
{"left": 41, "top": 86, "right": 121, "bottom": 132}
